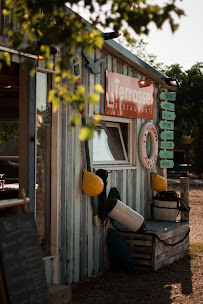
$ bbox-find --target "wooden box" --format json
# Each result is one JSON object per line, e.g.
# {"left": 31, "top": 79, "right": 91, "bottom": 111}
{"left": 118, "top": 221, "right": 190, "bottom": 271}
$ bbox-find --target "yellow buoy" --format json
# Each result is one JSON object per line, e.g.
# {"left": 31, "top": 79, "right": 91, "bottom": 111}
{"left": 82, "top": 169, "right": 104, "bottom": 196}
{"left": 151, "top": 172, "right": 167, "bottom": 192}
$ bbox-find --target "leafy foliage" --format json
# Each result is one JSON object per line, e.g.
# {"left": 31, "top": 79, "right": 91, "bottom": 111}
{"left": 118, "top": 37, "right": 166, "bottom": 73}
{"left": 165, "top": 63, "right": 203, "bottom": 175}
{"left": 3, "top": 0, "right": 184, "bottom": 140}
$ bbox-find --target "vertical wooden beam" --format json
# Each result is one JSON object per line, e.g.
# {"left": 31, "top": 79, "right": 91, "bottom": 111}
{"left": 28, "top": 74, "right": 36, "bottom": 213}
{"left": 19, "top": 65, "right": 29, "bottom": 197}
{"left": 180, "top": 177, "right": 190, "bottom": 222}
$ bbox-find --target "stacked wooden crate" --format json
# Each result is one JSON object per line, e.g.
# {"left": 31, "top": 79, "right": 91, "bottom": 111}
{"left": 118, "top": 222, "right": 190, "bottom": 271}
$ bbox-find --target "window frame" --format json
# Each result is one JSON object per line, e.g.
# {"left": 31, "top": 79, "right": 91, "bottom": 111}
{"left": 93, "top": 115, "right": 134, "bottom": 169}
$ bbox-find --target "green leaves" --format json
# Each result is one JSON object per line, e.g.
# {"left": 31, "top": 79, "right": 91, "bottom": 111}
{"left": 2, "top": 0, "right": 185, "bottom": 142}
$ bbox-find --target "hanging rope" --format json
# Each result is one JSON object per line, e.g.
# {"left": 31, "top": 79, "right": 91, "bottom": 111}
{"left": 151, "top": 228, "right": 190, "bottom": 247}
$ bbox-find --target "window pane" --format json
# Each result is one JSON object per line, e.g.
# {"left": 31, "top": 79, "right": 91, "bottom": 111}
{"left": 93, "top": 125, "right": 126, "bottom": 162}
{"left": 36, "top": 72, "right": 51, "bottom": 256}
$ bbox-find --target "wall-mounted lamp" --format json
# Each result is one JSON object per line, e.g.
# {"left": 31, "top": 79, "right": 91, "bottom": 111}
{"left": 25, "top": 41, "right": 59, "bottom": 60}
{"left": 101, "top": 32, "right": 120, "bottom": 40}
{"left": 138, "top": 79, "right": 152, "bottom": 88}
{"left": 162, "top": 77, "right": 179, "bottom": 87}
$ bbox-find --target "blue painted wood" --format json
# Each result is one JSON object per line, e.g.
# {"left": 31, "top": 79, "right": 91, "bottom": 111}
{"left": 132, "top": 170, "right": 136, "bottom": 210}
{"left": 67, "top": 117, "right": 73, "bottom": 284}
{"left": 122, "top": 170, "right": 127, "bottom": 204}
{"left": 127, "top": 170, "right": 132, "bottom": 208}
{"left": 28, "top": 74, "right": 36, "bottom": 213}
{"left": 81, "top": 143, "right": 87, "bottom": 280}
{"left": 74, "top": 126, "right": 81, "bottom": 282}
{"left": 117, "top": 170, "right": 122, "bottom": 199}
{"left": 101, "top": 52, "right": 106, "bottom": 114}
{"left": 136, "top": 118, "right": 141, "bottom": 214}
{"left": 44, "top": 259, "right": 51, "bottom": 284}
{"left": 118, "top": 62, "right": 122, "bottom": 74}
{"left": 61, "top": 105, "right": 66, "bottom": 284}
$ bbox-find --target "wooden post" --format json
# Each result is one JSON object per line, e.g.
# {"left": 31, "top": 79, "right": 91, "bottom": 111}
{"left": 180, "top": 177, "right": 190, "bottom": 222}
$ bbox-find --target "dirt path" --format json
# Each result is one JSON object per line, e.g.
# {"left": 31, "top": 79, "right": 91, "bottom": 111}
{"left": 69, "top": 187, "right": 203, "bottom": 304}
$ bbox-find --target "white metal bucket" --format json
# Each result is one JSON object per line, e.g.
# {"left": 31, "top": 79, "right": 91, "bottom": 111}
{"left": 153, "top": 200, "right": 179, "bottom": 221}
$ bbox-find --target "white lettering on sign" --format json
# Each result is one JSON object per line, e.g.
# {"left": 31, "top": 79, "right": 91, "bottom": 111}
{"left": 114, "top": 78, "right": 151, "bottom": 105}
{"left": 105, "top": 71, "right": 154, "bottom": 119}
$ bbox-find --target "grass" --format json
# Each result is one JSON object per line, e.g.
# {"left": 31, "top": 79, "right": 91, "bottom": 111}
{"left": 189, "top": 242, "right": 203, "bottom": 259}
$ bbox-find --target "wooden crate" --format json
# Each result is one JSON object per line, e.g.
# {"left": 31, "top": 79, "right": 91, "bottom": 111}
{"left": 118, "top": 221, "right": 190, "bottom": 271}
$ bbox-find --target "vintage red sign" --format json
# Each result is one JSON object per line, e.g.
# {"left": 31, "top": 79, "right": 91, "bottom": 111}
{"left": 105, "top": 71, "right": 154, "bottom": 119}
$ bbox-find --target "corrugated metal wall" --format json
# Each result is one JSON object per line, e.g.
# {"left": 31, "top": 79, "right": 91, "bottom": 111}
{"left": 59, "top": 47, "right": 160, "bottom": 285}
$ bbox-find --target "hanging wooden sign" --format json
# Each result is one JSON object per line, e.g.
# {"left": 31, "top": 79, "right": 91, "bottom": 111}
{"left": 160, "top": 160, "right": 174, "bottom": 168}
{"left": 159, "top": 150, "right": 174, "bottom": 159}
{"left": 160, "top": 141, "right": 175, "bottom": 149}
{"left": 159, "top": 120, "right": 174, "bottom": 130}
{"left": 160, "top": 92, "right": 176, "bottom": 101}
{"left": 160, "top": 101, "right": 175, "bottom": 111}
{"left": 161, "top": 110, "right": 176, "bottom": 121}
{"left": 160, "top": 131, "right": 174, "bottom": 140}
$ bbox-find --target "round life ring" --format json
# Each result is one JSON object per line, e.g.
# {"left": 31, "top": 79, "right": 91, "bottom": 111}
{"left": 138, "top": 122, "right": 158, "bottom": 169}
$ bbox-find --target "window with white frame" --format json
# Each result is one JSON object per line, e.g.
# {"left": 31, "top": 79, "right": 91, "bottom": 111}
{"left": 93, "top": 117, "right": 132, "bottom": 167}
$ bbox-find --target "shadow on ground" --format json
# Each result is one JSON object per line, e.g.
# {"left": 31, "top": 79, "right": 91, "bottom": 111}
{"left": 70, "top": 254, "right": 193, "bottom": 304}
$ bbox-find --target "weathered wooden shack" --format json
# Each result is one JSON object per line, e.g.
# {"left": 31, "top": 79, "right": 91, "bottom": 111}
{"left": 0, "top": 5, "right": 189, "bottom": 292}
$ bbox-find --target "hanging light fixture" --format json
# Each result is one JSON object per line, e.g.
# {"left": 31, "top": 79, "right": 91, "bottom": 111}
{"left": 25, "top": 41, "right": 59, "bottom": 60}
{"left": 162, "top": 77, "right": 179, "bottom": 87}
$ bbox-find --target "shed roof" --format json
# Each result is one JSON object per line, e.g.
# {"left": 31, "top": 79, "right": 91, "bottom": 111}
{"left": 103, "top": 39, "right": 166, "bottom": 86}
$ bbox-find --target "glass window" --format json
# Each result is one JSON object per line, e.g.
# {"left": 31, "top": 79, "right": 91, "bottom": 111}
{"left": 93, "top": 121, "right": 130, "bottom": 165}
{"left": 36, "top": 72, "right": 51, "bottom": 256}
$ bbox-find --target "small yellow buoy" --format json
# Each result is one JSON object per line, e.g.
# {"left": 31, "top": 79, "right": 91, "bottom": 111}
{"left": 151, "top": 172, "right": 167, "bottom": 192}
{"left": 82, "top": 169, "right": 104, "bottom": 196}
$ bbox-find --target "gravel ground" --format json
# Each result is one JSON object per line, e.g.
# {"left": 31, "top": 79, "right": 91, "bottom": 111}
{"left": 69, "top": 184, "right": 203, "bottom": 304}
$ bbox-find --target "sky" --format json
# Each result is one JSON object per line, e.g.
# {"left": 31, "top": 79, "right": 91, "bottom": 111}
{"left": 69, "top": 0, "right": 203, "bottom": 71}
{"left": 137, "top": 0, "right": 203, "bottom": 70}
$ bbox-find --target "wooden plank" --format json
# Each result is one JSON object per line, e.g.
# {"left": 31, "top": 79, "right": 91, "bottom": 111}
{"left": 155, "top": 229, "right": 189, "bottom": 249}
{"left": 160, "top": 160, "right": 174, "bottom": 168}
{"left": 125, "top": 239, "right": 153, "bottom": 247}
{"left": 133, "top": 259, "right": 152, "bottom": 266}
{"left": 81, "top": 143, "right": 87, "bottom": 280}
{"left": 156, "top": 223, "right": 189, "bottom": 240}
{"left": 131, "top": 252, "right": 152, "bottom": 260}
{"left": 67, "top": 109, "right": 74, "bottom": 284}
{"left": 160, "top": 141, "right": 175, "bottom": 149}
{"left": 159, "top": 120, "right": 174, "bottom": 130}
{"left": 127, "top": 170, "right": 132, "bottom": 208}
{"left": 74, "top": 125, "right": 81, "bottom": 282}
{"left": 50, "top": 106, "right": 61, "bottom": 284}
{"left": 122, "top": 170, "right": 127, "bottom": 204}
{"left": 119, "top": 232, "right": 153, "bottom": 240}
{"left": 159, "top": 150, "right": 174, "bottom": 159}
{"left": 160, "top": 91, "right": 176, "bottom": 101}
{"left": 136, "top": 118, "right": 141, "bottom": 214}
{"left": 160, "top": 131, "right": 174, "bottom": 140}
{"left": 60, "top": 106, "right": 66, "bottom": 284}
{"left": 100, "top": 51, "right": 106, "bottom": 114}
{"left": 130, "top": 246, "right": 153, "bottom": 254}
{"left": 95, "top": 48, "right": 101, "bottom": 114}
{"left": 180, "top": 177, "right": 190, "bottom": 222}
{"left": 161, "top": 110, "right": 176, "bottom": 121}
{"left": 155, "top": 233, "right": 189, "bottom": 256}
{"left": 19, "top": 66, "right": 29, "bottom": 204}
{"left": 154, "top": 251, "right": 187, "bottom": 271}
{"left": 28, "top": 73, "right": 36, "bottom": 213}
{"left": 160, "top": 101, "right": 175, "bottom": 111}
